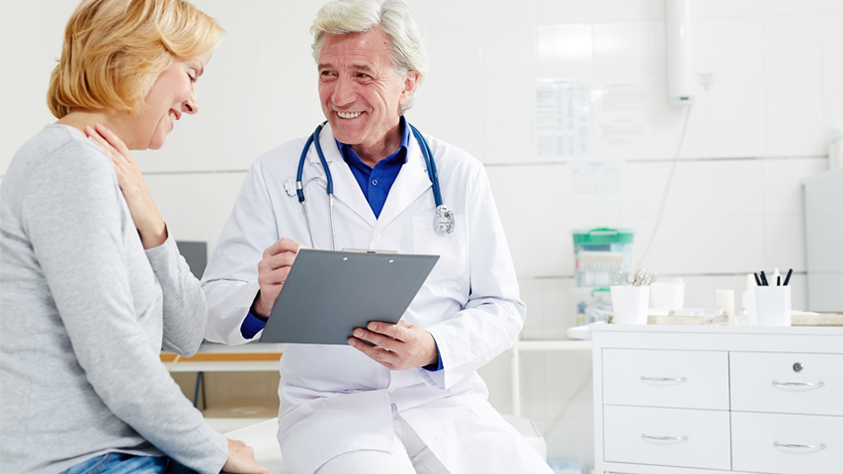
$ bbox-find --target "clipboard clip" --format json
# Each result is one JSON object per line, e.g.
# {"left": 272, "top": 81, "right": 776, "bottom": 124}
{"left": 342, "top": 248, "right": 398, "bottom": 254}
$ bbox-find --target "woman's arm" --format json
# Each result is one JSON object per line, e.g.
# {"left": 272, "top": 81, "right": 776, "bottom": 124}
{"left": 87, "top": 124, "right": 207, "bottom": 355}
{"left": 25, "top": 142, "right": 228, "bottom": 473}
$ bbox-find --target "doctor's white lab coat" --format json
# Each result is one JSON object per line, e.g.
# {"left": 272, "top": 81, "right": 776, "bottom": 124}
{"left": 202, "top": 124, "right": 546, "bottom": 474}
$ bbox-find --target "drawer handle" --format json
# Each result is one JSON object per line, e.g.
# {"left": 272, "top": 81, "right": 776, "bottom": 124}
{"left": 641, "top": 434, "right": 689, "bottom": 442}
{"left": 640, "top": 376, "right": 687, "bottom": 383}
{"left": 774, "top": 442, "right": 827, "bottom": 451}
{"left": 772, "top": 380, "right": 825, "bottom": 388}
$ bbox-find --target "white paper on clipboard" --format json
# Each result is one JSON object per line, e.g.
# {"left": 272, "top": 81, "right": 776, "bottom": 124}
{"left": 259, "top": 249, "right": 439, "bottom": 344}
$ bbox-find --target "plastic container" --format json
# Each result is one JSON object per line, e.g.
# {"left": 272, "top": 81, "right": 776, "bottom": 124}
{"left": 573, "top": 228, "right": 634, "bottom": 287}
{"left": 571, "top": 287, "right": 613, "bottom": 326}
{"left": 755, "top": 286, "right": 792, "bottom": 327}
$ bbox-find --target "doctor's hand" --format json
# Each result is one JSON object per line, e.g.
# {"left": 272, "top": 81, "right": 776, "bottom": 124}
{"left": 348, "top": 320, "right": 439, "bottom": 371}
{"left": 253, "top": 238, "right": 305, "bottom": 318}
{"left": 86, "top": 123, "right": 167, "bottom": 249}
{"left": 222, "top": 438, "right": 269, "bottom": 474}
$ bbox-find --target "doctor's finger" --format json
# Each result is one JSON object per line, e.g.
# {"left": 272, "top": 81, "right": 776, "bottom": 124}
{"left": 257, "top": 266, "right": 291, "bottom": 286}
{"left": 367, "top": 321, "right": 413, "bottom": 342}
{"left": 259, "top": 251, "right": 296, "bottom": 272}
{"left": 348, "top": 338, "right": 400, "bottom": 369}
{"left": 264, "top": 237, "right": 306, "bottom": 257}
{"left": 351, "top": 327, "right": 398, "bottom": 350}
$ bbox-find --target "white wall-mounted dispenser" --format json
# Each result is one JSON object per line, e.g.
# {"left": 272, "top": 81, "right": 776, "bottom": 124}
{"left": 665, "top": 0, "right": 694, "bottom": 105}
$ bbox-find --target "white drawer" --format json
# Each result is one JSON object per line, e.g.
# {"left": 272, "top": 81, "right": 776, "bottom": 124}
{"left": 602, "top": 349, "right": 729, "bottom": 410}
{"left": 731, "top": 351, "right": 843, "bottom": 416}
{"left": 732, "top": 411, "right": 843, "bottom": 474}
{"left": 603, "top": 405, "right": 731, "bottom": 470}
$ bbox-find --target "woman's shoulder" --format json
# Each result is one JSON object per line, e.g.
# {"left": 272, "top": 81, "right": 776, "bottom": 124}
{"left": 4, "top": 125, "right": 115, "bottom": 200}
{"left": 12, "top": 125, "right": 106, "bottom": 167}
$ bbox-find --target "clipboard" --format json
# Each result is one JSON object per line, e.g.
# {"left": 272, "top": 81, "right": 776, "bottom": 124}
{"left": 259, "top": 249, "right": 439, "bottom": 344}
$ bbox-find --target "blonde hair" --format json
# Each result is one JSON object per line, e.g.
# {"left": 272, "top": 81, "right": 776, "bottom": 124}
{"left": 48, "top": 0, "right": 224, "bottom": 118}
{"left": 311, "top": 0, "right": 429, "bottom": 114}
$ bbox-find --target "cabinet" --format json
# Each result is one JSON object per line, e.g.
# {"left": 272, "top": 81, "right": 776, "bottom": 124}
{"left": 592, "top": 325, "right": 843, "bottom": 474}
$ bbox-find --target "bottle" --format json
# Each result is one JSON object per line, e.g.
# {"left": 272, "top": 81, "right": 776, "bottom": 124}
{"left": 716, "top": 290, "right": 735, "bottom": 325}
{"left": 741, "top": 273, "right": 758, "bottom": 326}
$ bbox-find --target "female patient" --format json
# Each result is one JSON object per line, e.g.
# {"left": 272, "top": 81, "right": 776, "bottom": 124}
{"left": 0, "top": 1, "right": 267, "bottom": 473}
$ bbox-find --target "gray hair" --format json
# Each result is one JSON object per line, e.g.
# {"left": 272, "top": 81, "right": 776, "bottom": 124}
{"left": 311, "top": 0, "right": 429, "bottom": 114}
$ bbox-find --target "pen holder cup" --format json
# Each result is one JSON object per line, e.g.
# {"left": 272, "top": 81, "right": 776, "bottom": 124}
{"left": 610, "top": 285, "right": 650, "bottom": 325}
{"left": 754, "top": 286, "right": 791, "bottom": 326}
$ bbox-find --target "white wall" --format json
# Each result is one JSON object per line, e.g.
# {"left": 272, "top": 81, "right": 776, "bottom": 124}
{"left": 3, "top": 0, "right": 842, "bottom": 469}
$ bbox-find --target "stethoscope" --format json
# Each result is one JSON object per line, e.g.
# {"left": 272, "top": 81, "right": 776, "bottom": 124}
{"left": 289, "top": 121, "right": 455, "bottom": 250}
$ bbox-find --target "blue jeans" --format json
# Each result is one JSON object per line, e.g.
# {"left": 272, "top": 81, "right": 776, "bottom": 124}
{"left": 62, "top": 453, "right": 198, "bottom": 474}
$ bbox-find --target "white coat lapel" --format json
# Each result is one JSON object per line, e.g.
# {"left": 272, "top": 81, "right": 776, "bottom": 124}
{"left": 311, "top": 125, "right": 376, "bottom": 227}
{"left": 375, "top": 134, "right": 432, "bottom": 232}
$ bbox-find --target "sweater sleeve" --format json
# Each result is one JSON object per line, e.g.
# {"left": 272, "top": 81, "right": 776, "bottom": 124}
{"left": 202, "top": 157, "right": 278, "bottom": 345}
{"left": 23, "top": 142, "right": 227, "bottom": 474}
{"left": 146, "top": 234, "right": 208, "bottom": 356}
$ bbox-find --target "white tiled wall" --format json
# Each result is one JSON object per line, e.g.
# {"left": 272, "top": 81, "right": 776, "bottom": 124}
{"left": 3, "top": 0, "right": 841, "bottom": 469}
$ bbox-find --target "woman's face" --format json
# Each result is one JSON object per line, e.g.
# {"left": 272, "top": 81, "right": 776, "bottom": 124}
{"left": 132, "top": 57, "right": 205, "bottom": 150}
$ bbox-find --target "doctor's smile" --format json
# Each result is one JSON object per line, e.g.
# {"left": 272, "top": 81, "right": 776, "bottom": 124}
{"left": 336, "top": 111, "right": 362, "bottom": 119}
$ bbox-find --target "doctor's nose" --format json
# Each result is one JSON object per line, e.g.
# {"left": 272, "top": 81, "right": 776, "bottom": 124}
{"left": 183, "top": 90, "right": 199, "bottom": 115}
{"left": 331, "top": 77, "right": 356, "bottom": 107}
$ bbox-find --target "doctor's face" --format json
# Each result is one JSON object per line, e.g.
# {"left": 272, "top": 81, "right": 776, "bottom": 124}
{"left": 317, "top": 29, "right": 416, "bottom": 153}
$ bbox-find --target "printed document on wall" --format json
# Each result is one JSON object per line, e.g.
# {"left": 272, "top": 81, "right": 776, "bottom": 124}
{"left": 534, "top": 78, "right": 590, "bottom": 161}
{"left": 567, "top": 158, "right": 625, "bottom": 205}
{"left": 593, "top": 80, "right": 651, "bottom": 160}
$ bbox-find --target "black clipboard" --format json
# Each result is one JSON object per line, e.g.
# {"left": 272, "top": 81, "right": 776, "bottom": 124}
{"left": 259, "top": 249, "right": 439, "bottom": 344}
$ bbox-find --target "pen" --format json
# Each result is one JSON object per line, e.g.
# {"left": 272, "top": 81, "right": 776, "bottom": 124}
{"left": 760, "top": 271, "right": 768, "bottom": 286}
{"left": 754, "top": 272, "right": 762, "bottom": 286}
{"left": 777, "top": 275, "right": 781, "bottom": 286}
{"left": 783, "top": 268, "right": 793, "bottom": 286}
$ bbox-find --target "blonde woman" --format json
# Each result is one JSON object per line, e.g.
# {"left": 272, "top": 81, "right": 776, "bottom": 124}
{"left": 0, "top": 1, "right": 268, "bottom": 473}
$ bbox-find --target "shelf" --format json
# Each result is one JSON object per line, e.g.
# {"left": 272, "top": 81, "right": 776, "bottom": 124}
{"left": 161, "top": 342, "right": 284, "bottom": 373}
{"left": 515, "top": 339, "right": 592, "bottom": 351}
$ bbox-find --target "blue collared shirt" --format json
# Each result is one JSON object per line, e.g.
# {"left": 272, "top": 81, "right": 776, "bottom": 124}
{"left": 337, "top": 117, "right": 410, "bottom": 218}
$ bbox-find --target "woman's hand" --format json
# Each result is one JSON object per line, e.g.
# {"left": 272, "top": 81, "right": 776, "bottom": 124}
{"left": 86, "top": 123, "right": 167, "bottom": 249}
{"left": 222, "top": 439, "right": 270, "bottom": 474}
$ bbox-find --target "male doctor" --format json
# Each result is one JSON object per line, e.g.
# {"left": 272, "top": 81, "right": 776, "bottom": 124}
{"left": 202, "top": 0, "right": 553, "bottom": 473}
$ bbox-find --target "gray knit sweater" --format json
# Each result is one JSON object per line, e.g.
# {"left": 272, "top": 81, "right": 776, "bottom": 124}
{"left": 0, "top": 125, "right": 227, "bottom": 474}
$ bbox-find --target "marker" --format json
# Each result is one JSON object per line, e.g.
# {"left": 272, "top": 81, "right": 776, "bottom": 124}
{"left": 783, "top": 268, "right": 793, "bottom": 286}
{"left": 760, "top": 271, "right": 769, "bottom": 286}
{"left": 777, "top": 275, "right": 781, "bottom": 286}
{"left": 754, "top": 273, "right": 762, "bottom": 287}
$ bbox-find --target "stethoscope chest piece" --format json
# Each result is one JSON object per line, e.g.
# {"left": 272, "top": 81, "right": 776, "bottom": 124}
{"left": 436, "top": 205, "right": 455, "bottom": 234}
{"left": 284, "top": 177, "right": 297, "bottom": 197}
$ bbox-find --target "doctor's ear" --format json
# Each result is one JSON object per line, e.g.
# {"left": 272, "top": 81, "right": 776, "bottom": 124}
{"left": 402, "top": 70, "right": 419, "bottom": 97}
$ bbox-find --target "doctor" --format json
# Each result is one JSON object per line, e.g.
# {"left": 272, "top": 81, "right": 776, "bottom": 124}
{"left": 202, "top": 0, "right": 552, "bottom": 473}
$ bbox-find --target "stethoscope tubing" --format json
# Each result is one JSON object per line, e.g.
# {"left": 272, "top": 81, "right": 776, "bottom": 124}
{"left": 295, "top": 121, "right": 451, "bottom": 250}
